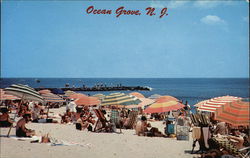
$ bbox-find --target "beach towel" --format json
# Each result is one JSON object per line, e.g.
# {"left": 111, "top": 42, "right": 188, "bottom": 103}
{"left": 110, "top": 110, "right": 120, "bottom": 125}
{"left": 10, "top": 135, "right": 42, "bottom": 142}
{"left": 202, "top": 127, "right": 211, "bottom": 148}
{"left": 49, "top": 137, "right": 92, "bottom": 148}
{"left": 10, "top": 135, "right": 92, "bottom": 148}
{"left": 192, "top": 126, "right": 201, "bottom": 140}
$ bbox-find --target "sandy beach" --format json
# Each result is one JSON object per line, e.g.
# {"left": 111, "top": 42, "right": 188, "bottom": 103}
{"left": 0, "top": 107, "right": 199, "bottom": 158}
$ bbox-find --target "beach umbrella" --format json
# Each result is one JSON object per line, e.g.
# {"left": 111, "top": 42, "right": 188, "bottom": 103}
{"left": 64, "top": 90, "right": 76, "bottom": 96}
{"left": 197, "top": 96, "right": 241, "bottom": 112}
{"left": 144, "top": 100, "right": 185, "bottom": 114}
{"left": 214, "top": 98, "right": 250, "bottom": 126}
{"left": 101, "top": 92, "right": 141, "bottom": 106}
{"left": 41, "top": 93, "right": 65, "bottom": 103}
{"left": 69, "top": 93, "right": 87, "bottom": 99}
{"left": 129, "top": 92, "right": 145, "bottom": 98}
{"left": 148, "top": 94, "right": 162, "bottom": 99}
{"left": 92, "top": 93, "right": 105, "bottom": 100}
{"left": 125, "top": 98, "right": 155, "bottom": 109}
{"left": 38, "top": 89, "right": 51, "bottom": 94}
{"left": 0, "top": 89, "right": 20, "bottom": 100}
{"left": 156, "top": 95, "right": 179, "bottom": 102}
{"left": 75, "top": 96, "right": 101, "bottom": 106}
{"left": 4, "top": 84, "right": 44, "bottom": 102}
{"left": 51, "top": 88, "right": 65, "bottom": 95}
{"left": 4, "top": 84, "right": 44, "bottom": 137}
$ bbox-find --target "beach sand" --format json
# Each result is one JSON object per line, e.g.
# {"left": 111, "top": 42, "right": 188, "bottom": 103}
{"left": 0, "top": 107, "right": 199, "bottom": 158}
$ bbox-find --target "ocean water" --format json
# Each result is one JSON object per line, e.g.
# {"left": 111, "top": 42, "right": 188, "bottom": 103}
{"left": 0, "top": 78, "right": 249, "bottom": 106}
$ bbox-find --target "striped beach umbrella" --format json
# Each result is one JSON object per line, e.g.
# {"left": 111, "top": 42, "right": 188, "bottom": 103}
{"left": 51, "top": 88, "right": 64, "bottom": 95}
{"left": 75, "top": 96, "right": 101, "bottom": 106}
{"left": 41, "top": 93, "right": 65, "bottom": 103}
{"left": 215, "top": 98, "right": 250, "bottom": 126}
{"left": 38, "top": 89, "right": 51, "bottom": 94}
{"left": 68, "top": 93, "right": 87, "bottom": 99}
{"left": 144, "top": 100, "right": 185, "bottom": 114}
{"left": 148, "top": 94, "right": 162, "bottom": 99}
{"left": 0, "top": 89, "right": 20, "bottom": 100}
{"left": 197, "top": 96, "right": 241, "bottom": 112}
{"left": 156, "top": 95, "right": 179, "bottom": 102}
{"left": 4, "top": 84, "right": 44, "bottom": 102}
{"left": 64, "top": 90, "right": 76, "bottom": 96}
{"left": 101, "top": 92, "right": 141, "bottom": 106}
{"left": 130, "top": 92, "right": 145, "bottom": 98}
{"left": 125, "top": 98, "right": 155, "bottom": 109}
{"left": 92, "top": 93, "right": 105, "bottom": 100}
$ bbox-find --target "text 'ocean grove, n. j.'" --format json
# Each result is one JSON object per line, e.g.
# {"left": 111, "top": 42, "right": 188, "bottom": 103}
{"left": 85, "top": 6, "right": 169, "bottom": 18}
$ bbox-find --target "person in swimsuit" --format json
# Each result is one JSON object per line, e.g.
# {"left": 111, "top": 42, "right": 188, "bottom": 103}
{"left": 16, "top": 113, "right": 35, "bottom": 137}
{"left": 0, "top": 107, "right": 13, "bottom": 127}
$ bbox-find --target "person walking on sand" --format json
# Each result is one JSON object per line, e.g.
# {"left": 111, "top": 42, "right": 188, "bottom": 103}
{"left": 16, "top": 113, "right": 35, "bottom": 137}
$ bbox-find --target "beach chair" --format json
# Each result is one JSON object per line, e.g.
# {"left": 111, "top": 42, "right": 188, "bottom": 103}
{"left": 209, "top": 137, "right": 249, "bottom": 158}
{"left": 123, "top": 111, "right": 138, "bottom": 129}
{"left": 110, "top": 110, "right": 122, "bottom": 133}
{"left": 190, "top": 114, "right": 210, "bottom": 153}
{"left": 93, "top": 109, "right": 109, "bottom": 132}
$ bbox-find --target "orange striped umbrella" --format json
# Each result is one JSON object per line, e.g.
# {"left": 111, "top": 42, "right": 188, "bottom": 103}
{"left": 197, "top": 96, "right": 241, "bottom": 112}
{"left": 75, "top": 96, "right": 101, "bottom": 106}
{"left": 215, "top": 98, "right": 250, "bottom": 126}
{"left": 129, "top": 92, "right": 145, "bottom": 98}
{"left": 0, "top": 89, "right": 20, "bottom": 100}
{"left": 68, "top": 93, "right": 87, "bottom": 99}
{"left": 156, "top": 96, "right": 179, "bottom": 102}
{"left": 41, "top": 93, "right": 65, "bottom": 103}
{"left": 144, "top": 100, "right": 185, "bottom": 113}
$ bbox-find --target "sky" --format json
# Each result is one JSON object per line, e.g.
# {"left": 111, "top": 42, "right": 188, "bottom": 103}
{"left": 1, "top": 0, "right": 249, "bottom": 78}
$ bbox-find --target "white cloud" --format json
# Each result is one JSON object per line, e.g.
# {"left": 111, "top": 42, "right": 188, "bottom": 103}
{"left": 168, "top": 1, "right": 189, "bottom": 9}
{"left": 194, "top": 0, "right": 234, "bottom": 9}
{"left": 200, "top": 15, "right": 226, "bottom": 25}
{"left": 150, "top": 1, "right": 166, "bottom": 9}
{"left": 150, "top": 0, "right": 189, "bottom": 9}
{"left": 194, "top": 1, "right": 220, "bottom": 8}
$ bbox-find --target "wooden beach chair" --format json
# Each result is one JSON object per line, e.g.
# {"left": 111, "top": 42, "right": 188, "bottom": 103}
{"left": 110, "top": 110, "right": 122, "bottom": 133}
{"left": 93, "top": 109, "right": 109, "bottom": 132}
{"left": 123, "top": 111, "right": 138, "bottom": 129}
{"left": 191, "top": 114, "right": 210, "bottom": 154}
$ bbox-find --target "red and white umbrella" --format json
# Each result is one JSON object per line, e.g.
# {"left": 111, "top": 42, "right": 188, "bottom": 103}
{"left": 196, "top": 96, "right": 241, "bottom": 112}
{"left": 75, "top": 96, "right": 101, "bottom": 106}
{"left": 0, "top": 89, "right": 20, "bottom": 100}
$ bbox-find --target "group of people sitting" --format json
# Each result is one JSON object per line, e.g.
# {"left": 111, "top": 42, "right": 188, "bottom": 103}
{"left": 135, "top": 116, "right": 166, "bottom": 137}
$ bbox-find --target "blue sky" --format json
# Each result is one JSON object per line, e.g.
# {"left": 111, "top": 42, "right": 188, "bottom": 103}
{"left": 1, "top": 0, "right": 249, "bottom": 78}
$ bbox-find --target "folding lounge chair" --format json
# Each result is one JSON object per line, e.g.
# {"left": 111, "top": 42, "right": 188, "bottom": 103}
{"left": 209, "top": 137, "right": 249, "bottom": 158}
{"left": 191, "top": 114, "right": 209, "bottom": 154}
{"left": 93, "top": 109, "right": 109, "bottom": 132}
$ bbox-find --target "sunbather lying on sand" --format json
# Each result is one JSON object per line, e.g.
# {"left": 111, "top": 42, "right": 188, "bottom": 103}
{"left": 16, "top": 113, "right": 35, "bottom": 137}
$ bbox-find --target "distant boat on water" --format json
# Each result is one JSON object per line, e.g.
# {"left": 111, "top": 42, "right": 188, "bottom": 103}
{"left": 35, "top": 79, "right": 40, "bottom": 83}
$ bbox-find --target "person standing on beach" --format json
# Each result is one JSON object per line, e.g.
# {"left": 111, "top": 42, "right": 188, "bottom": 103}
{"left": 66, "top": 99, "right": 77, "bottom": 114}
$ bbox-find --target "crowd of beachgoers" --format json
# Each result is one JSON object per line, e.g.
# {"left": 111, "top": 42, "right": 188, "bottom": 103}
{"left": 0, "top": 86, "right": 250, "bottom": 158}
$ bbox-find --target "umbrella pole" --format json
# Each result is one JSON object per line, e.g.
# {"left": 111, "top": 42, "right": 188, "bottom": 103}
{"left": 7, "top": 94, "right": 24, "bottom": 137}
{"left": 46, "top": 102, "right": 50, "bottom": 119}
